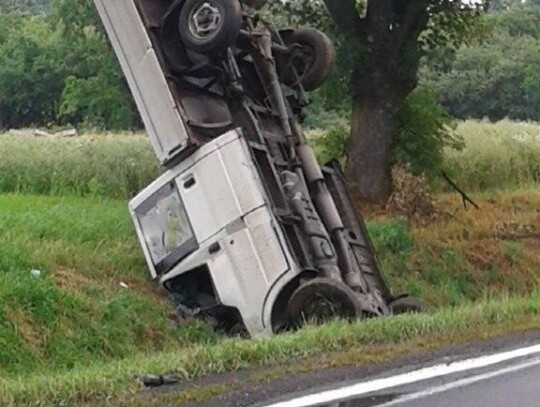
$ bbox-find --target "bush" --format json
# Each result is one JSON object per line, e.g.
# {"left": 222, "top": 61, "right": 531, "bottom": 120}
{"left": 394, "top": 87, "right": 461, "bottom": 177}
{"left": 308, "top": 115, "right": 350, "bottom": 165}
{"left": 368, "top": 218, "right": 413, "bottom": 258}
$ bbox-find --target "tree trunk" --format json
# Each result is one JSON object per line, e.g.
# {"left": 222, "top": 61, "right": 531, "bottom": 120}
{"left": 346, "top": 80, "right": 399, "bottom": 204}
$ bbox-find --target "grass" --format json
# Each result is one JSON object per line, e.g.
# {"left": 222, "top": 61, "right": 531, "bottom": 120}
{"left": 1, "top": 120, "right": 539, "bottom": 198}
{"left": 369, "top": 188, "right": 540, "bottom": 306}
{"left": 0, "top": 189, "right": 538, "bottom": 405}
{"left": 0, "top": 123, "right": 538, "bottom": 405}
{"left": 444, "top": 120, "right": 540, "bottom": 192}
{"left": 309, "top": 119, "right": 540, "bottom": 192}
{"left": 0, "top": 133, "right": 159, "bottom": 199}
{"left": 0, "top": 194, "right": 219, "bottom": 377}
{"left": 3, "top": 293, "right": 540, "bottom": 406}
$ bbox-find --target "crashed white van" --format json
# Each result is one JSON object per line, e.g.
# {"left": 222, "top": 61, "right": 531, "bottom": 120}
{"left": 94, "top": 0, "right": 426, "bottom": 337}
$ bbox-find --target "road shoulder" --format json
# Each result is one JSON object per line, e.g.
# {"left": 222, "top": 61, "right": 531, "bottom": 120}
{"left": 136, "top": 327, "right": 540, "bottom": 407}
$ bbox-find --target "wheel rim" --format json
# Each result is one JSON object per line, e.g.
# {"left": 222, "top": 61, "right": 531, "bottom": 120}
{"left": 189, "top": 2, "right": 223, "bottom": 41}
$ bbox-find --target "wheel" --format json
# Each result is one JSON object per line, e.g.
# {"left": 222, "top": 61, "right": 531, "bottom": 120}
{"left": 286, "top": 278, "right": 363, "bottom": 326}
{"left": 279, "top": 28, "right": 336, "bottom": 91}
{"left": 179, "top": 0, "right": 242, "bottom": 54}
{"left": 389, "top": 296, "right": 435, "bottom": 315}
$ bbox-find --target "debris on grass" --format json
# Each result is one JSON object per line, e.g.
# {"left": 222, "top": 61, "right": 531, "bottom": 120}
{"left": 140, "top": 374, "right": 180, "bottom": 388}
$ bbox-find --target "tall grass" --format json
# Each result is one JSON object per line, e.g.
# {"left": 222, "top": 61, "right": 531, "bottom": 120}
{"left": 0, "top": 133, "right": 159, "bottom": 199}
{"left": 309, "top": 119, "right": 540, "bottom": 192}
{"left": 1, "top": 121, "right": 538, "bottom": 198}
{"left": 444, "top": 120, "right": 540, "bottom": 191}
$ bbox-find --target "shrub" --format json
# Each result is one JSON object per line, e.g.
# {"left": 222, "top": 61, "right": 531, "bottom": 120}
{"left": 394, "top": 87, "right": 461, "bottom": 177}
{"left": 368, "top": 218, "right": 413, "bottom": 257}
{"left": 308, "top": 115, "right": 350, "bottom": 165}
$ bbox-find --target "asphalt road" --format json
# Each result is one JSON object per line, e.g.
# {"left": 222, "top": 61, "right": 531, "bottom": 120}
{"left": 259, "top": 343, "right": 540, "bottom": 407}
{"left": 384, "top": 361, "right": 540, "bottom": 407}
{"left": 315, "top": 358, "right": 540, "bottom": 407}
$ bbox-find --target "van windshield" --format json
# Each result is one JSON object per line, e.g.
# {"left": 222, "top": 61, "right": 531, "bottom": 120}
{"left": 137, "top": 183, "right": 195, "bottom": 266}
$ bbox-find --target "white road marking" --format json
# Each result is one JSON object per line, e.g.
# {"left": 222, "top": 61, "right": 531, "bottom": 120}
{"left": 262, "top": 343, "right": 540, "bottom": 407}
{"left": 378, "top": 357, "right": 540, "bottom": 406}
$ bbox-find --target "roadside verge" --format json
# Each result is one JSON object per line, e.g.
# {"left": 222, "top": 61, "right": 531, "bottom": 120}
{"left": 3, "top": 293, "right": 540, "bottom": 407}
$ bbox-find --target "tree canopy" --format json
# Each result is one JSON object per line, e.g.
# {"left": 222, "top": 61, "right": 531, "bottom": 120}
{"left": 0, "top": 0, "right": 138, "bottom": 130}
{"left": 424, "top": 1, "right": 540, "bottom": 121}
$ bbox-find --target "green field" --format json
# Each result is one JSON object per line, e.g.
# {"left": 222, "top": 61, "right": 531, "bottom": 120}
{"left": 444, "top": 120, "right": 540, "bottom": 191}
{"left": 0, "top": 133, "right": 158, "bottom": 199}
{"left": 0, "top": 122, "right": 539, "bottom": 406}
{"left": 1, "top": 120, "right": 539, "bottom": 198}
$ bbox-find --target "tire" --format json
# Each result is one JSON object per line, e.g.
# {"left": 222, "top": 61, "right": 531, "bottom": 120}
{"left": 280, "top": 28, "right": 336, "bottom": 91}
{"left": 286, "top": 278, "right": 363, "bottom": 327}
{"left": 389, "top": 296, "right": 435, "bottom": 315}
{"left": 179, "top": 0, "right": 242, "bottom": 54}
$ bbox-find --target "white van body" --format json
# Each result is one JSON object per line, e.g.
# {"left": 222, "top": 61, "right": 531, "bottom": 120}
{"left": 95, "top": 0, "right": 303, "bottom": 336}
{"left": 129, "top": 130, "right": 300, "bottom": 336}
{"left": 93, "top": 0, "right": 190, "bottom": 165}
